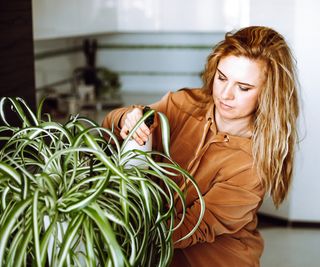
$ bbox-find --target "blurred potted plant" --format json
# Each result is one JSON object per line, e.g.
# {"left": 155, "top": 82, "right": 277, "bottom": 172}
{"left": 73, "top": 39, "right": 121, "bottom": 102}
{"left": 0, "top": 97, "right": 204, "bottom": 266}
{"left": 95, "top": 67, "right": 121, "bottom": 100}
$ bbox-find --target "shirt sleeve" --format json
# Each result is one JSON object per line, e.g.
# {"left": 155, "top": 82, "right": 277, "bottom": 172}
{"left": 172, "top": 168, "right": 263, "bottom": 249}
{"left": 102, "top": 106, "right": 130, "bottom": 140}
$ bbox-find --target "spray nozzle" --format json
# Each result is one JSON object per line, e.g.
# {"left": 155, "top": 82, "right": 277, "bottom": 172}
{"left": 143, "top": 106, "right": 154, "bottom": 128}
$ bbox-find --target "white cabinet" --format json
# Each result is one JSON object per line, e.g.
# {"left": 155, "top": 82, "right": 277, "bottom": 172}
{"left": 32, "top": 0, "right": 117, "bottom": 40}
{"left": 117, "top": 0, "right": 249, "bottom": 32}
{"left": 33, "top": 0, "right": 249, "bottom": 40}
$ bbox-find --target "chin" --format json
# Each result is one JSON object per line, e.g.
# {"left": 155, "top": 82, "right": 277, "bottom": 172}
{"left": 216, "top": 108, "right": 236, "bottom": 119}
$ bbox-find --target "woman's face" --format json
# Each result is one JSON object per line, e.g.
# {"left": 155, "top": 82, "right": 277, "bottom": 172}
{"left": 212, "top": 55, "right": 265, "bottom": 123}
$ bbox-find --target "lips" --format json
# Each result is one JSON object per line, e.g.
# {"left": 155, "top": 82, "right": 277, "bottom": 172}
{"left": 219, "top": 101, "right": 233, "bottom": 110}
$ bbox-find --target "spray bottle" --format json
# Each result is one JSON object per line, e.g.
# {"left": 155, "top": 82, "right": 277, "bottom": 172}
{"left": 122, "top": 106, "right": 154, "bottom": 168}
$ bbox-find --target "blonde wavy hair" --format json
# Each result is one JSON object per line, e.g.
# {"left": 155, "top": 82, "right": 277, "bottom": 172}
{"left": 202, "top": 26, "right": 299, "bottom": 207}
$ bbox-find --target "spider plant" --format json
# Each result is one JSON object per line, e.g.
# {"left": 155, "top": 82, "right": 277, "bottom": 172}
{"left": 0, "top": 97, "right": 204, "bottom": 267}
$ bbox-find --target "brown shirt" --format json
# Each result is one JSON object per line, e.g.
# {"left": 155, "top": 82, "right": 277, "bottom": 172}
{"left": 102, "top": 88, "right": 265, "bottom": 267}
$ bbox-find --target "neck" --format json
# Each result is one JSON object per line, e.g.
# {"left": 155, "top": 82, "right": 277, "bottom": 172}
{"left": 215, "top": 112, "right": 253, "bottom": 138}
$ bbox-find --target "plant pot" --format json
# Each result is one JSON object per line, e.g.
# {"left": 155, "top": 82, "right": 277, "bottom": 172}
{"left": 43, "top": 215, "right": 86, "bottom": 266}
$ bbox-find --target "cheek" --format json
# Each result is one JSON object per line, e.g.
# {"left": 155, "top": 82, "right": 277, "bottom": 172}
{"left": 242, "top": 94, "right": 259, "bottom": 110}
{"left": 251, "top": 93, "right": 260, "bottom": 107}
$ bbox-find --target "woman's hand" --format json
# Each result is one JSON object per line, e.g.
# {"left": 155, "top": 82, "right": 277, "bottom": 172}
{"left": 120, "top": 107, "right": 151, "bottom": 145}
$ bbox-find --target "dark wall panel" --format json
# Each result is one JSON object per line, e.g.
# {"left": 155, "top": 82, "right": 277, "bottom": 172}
{"left": 0, "top": 0, "right": 36, "bottom": 128}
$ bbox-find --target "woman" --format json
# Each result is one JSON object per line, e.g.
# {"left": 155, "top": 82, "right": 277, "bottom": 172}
{"left": 102, "top": 26, "right": 299, "bottom": 266}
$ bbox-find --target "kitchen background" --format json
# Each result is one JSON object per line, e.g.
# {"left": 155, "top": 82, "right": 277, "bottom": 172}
{"left": 32, "top": 0, "right": 320, "bottom": 223}
{"left": 33, "top": 0, "right": 228, "bottom": 121}
{"left": 1, "top": 0, "right": 320, "bottom": 266}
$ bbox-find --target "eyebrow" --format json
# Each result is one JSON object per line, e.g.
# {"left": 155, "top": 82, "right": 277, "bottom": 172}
{"left": 217, "top": 68, "right": 255, "bottom": 87}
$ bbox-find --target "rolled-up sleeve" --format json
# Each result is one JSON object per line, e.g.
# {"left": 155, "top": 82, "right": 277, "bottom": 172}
{"left": 102, "top": 106, "right": 131, "bottom": 140}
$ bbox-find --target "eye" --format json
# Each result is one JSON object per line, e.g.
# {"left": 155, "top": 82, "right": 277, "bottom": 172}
{"left": 239, "top": 86, "right": 250, "bottom": 92}
{"left": 217, "top": 74, "right": 226, "bottom": 81}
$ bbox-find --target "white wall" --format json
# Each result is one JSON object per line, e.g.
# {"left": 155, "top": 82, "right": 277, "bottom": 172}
{"left": 34, "top": 39, "right": 84, "bottom": 88}
{"left": 290, "top": 0, "right": 320, "bottom": 221}
{"left": 250, "top": 0, "right": 295, "bottom": 44}
{"left": 251, "top": 0, "right": 320, "bottom": 222}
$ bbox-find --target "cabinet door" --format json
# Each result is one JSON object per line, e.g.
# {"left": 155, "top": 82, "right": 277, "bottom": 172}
{"left": 116, "top": 0, "right": 249, "bottom": 32}
{"left": 32, "top": 0, "right": 117, "bottom": 40}
{"left": 76, "top": 0, "right": 117, "bottom": 34}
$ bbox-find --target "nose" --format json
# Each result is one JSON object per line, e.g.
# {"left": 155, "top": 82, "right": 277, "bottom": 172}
{"left": 220, "top": 83, "right": 234, "bottom": 100}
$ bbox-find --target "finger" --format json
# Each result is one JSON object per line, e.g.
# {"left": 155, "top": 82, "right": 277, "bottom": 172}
{"left": 131, "top": 132, "right": 144, "bottom": 146}
{"left": 120, "top": 125, "right": 130, "bottom": 139}
{"left": 135, "top": 126, "right": 149, "bottom": 142}
{"left": 121, "top": 122, "right": 143, "bottom": 143}
{"left": 139, "top": 122, "right": 151, "bottom": 135}
{"left": 121, "top": 108, "right": 146, "bottom": 141}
